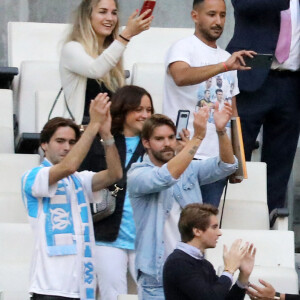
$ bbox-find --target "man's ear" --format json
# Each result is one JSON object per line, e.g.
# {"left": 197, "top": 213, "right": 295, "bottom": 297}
{"left": 193, "top": 227, "right": 203, "bottom": 237}
{"left": 142, "top": 138, "right": 150, "bottom": 150}
{"left": 191, "top": 9, "right": 199, "bottom": 23}
{"left": 41, "top": 142, "right": 47, "bottom": 153}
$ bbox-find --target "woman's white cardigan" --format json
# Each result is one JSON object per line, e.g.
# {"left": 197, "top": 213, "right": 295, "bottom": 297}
{"left": 59, "top": 40, "right": 126, "bottom": 124}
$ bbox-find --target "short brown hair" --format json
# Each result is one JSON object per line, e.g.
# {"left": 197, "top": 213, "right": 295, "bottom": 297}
{"left": 141, "top": 114, "right": 176, "bottom": 141}
{"left": 111, "top": 85, "right": 154, "bottom": 134}
{"left": 40, "top": 117, "right": 81, "bottom": 144}
{"left": 179, "top": 203, "right": 219, "bottom": 243}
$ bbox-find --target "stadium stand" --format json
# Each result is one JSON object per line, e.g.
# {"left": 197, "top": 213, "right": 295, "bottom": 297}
{"left": 0, "top": 222, "right": 34, "bottom": 300}
{"left": 0, "top": 90, "right": 14, "bottom": 153}
{"left": 8, "top": 22, "right": 193, "bottom": 141}
{"left": 3, "top": 21, "right": 298, "bottom": 299}
{"left": 219, "top": 162, "right": 289, "bottom": 230}
{"left": 0, "top": 153, "right": 40, "bottom": 223}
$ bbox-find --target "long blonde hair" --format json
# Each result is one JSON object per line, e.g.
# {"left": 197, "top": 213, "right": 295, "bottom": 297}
{"left": 67, "top": 0, "right": 125, "bottom": 92}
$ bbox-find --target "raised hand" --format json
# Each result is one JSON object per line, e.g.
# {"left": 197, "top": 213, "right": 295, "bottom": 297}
{"left": 225, "top": 50, "right": 257, "bottom": 71}
{"left": 214, "top": 101, "right": 232, "bottom": 131}
{"left": 223, "top": 239, "right": 248, "bottom": 274}
{"left": 89, "top": 93, "right": 111, "bottom": 131}
{"left": 238, "top": 243, "right": 256, "bottom": 284}
{"left": 240, "top": 243, "right": 256, "bottom": 276}
{"left": 176, "top": 128, "right": 190, "bottom": 153}
{"left": 192, "top": 105, "right": 209, "bottom": 140}
{"left": 121, "top": 9, "right": 153, "bottom": 39}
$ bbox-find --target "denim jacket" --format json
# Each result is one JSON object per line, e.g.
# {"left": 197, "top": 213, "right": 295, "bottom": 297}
{"left": 127, "top": 155, "right": 238, "bottom": 281}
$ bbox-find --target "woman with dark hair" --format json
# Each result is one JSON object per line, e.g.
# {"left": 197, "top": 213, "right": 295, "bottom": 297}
{"left": 80, "top": 85, "right": 154, "bottom": 300}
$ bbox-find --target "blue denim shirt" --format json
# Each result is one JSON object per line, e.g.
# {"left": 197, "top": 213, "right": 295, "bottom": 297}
{"left": 127, "top": 155, "right": 238, "bottom": 281}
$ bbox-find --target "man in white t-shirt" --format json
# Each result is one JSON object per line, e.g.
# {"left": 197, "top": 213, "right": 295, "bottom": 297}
{"left": 163, "top": 0, "right": 255, "bottom": 207}
{"left": 22, "top": 93, "right": 122, "bottom": 300}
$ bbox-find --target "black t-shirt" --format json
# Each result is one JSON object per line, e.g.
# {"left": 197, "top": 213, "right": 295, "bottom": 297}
{"left": 83, "top": 78, "right": 113, "bottom": 124}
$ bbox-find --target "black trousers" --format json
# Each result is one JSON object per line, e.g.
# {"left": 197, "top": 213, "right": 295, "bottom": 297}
{"left": 31, "top": 293, "right": 79, "bottom": 300}
{"left": 237, "top": 70, "right": 300, "bottom": 213}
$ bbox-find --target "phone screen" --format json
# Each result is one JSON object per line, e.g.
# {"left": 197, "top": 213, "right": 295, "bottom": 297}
{"left": 244, "top": 54, "right": 273, "bottom": 69}
{"left": 176, "top": 110, "right": 190, "bottom": 140}
{"left": 140, "top": 0, "right": 156, "bottom": 19}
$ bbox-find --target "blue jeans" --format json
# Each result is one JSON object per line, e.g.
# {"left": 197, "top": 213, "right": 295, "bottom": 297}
{"left": 201, "top": 177, "right": 228, "bottom": 207}
{"left": 138, "top": 273, "right": 165, "bottom": 300}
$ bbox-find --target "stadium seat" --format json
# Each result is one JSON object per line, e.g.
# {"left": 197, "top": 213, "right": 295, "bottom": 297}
{"left": 35, "top": 90, "right": 65, "bottom": 133}
{"left": 7, "top": 22, "right": 70, "bottom": 104}
{"left": 131, "top": 63, "right": 165, "bottom": 113}
{"left": 16, "top": 61, "right": 62, "bottom": 135}
{"left": 0, "top": 222, "right": 33, "bottom": 300}
{"left": 205, "top": 229, "right": 299, "bottom": 299}
{"left": 0, "top": 89, "right": 14, "bottom": 153}
{"left": 0, "top": 153, "right": 40, "bottom": 223}
{"left": 122, "top": 27, "right": 194, "bottom": 83}
{"left": 219, "top": 162, "right": 271, "bottom": 230}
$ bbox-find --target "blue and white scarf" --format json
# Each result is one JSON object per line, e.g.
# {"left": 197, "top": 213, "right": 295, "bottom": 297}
{"left": 42, "top": 160, "right": 96, "bottom": 300}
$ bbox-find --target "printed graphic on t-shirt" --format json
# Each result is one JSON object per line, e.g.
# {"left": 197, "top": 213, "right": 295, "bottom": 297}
{"left": 196, "top": 73, "right": 235, "bottom": 127}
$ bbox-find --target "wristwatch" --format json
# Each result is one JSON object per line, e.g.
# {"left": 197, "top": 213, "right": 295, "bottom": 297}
{"left": 274, "top": 292, "right": 280, "bottom": 300}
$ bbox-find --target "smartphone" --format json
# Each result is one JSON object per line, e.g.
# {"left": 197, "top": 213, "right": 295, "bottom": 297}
{"left": 244, "top": 54, "right": 273, "bottom": 69}
{"left": 176, "top": 110, "right": 190, "bottom": 140}
{"left": 139, "top": 0, "right": 156, "bottom": 20}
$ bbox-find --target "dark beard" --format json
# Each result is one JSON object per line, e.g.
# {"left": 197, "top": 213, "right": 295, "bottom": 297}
{"left": 151, "top": 147, "right": 175, "bottom": 164}
{"left": 202, "top": 26, "right": 223, "bottom": 42}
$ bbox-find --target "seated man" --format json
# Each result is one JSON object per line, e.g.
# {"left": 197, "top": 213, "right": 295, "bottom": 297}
{"left": 22, "top": 93, "right": 122, "bottom": 300}
{"left": 247, "top": 279, "right": 300, "bottom": 300}
{"left": 163, "top": 203, "right": 256, "bottom": 300}
{"left": 128, "top": 102, "right": 238, "bottom": 299}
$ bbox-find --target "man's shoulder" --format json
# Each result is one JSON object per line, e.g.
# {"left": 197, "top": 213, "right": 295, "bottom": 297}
{"left": 166, "top": 249, "right": 194, "bottom": 262}
{"left": 22, "top": 164, "right": 45, "bottom": 181}
{"left": 169, "top": 35, "right": 197, "bottom": 51}
{"left": 164, "top": 249, "right": 198, "bottom": 274}
{"left": 128, "top": 156, "right": 153, "bottom": 173}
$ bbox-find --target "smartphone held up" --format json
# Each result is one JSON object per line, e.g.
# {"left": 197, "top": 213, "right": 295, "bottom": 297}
{"left": 140, "top": 0, "right": 156, "bottom": 19}
{"left": 244, "top": 53, "right": 273, "bottom": 69}
{"left": 176, "top": 110, "right": 190, "bottom": 140}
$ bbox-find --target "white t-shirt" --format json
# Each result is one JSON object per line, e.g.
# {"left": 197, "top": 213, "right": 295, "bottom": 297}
{"left": 163, "top": 35, "right": 239, "bottom": 159}
{"left": 163, "top": 200, "right": 182, "bottom": 261}
{"left": 22, "top": 165, "right": 100, "bottom": 298}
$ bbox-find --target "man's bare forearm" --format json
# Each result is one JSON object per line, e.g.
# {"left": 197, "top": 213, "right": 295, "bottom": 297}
{"left": 91, "top": 140, "right": 123, "bottom": 191}
{"left": 169, "top": 61, "right": 226, "bottom": 86}
{"left": 217, "top": 129, "right": 235, "bottom": 164}
{"left": 167, "top": 136, "right": 203, "bottom": 179}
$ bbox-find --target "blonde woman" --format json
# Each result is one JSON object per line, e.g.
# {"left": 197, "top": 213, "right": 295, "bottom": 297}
{"left": 60, "top": 0, "right": 153, "bottom": 125}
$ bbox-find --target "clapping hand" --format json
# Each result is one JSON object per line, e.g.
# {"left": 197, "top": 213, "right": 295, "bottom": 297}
{"left": 239, "top": 243, "right": 256, "bottom": 284}
{"left": 223, "top": 239, "right": 249, "bottom": 274}
{"left": 214, "top": 101, "right": 232, "bottom": 131}
{"left": 192, "top": 105, "right": 209, "bottom": 140}
{"left": 89, "top": 93, "right": 112, "bottom": 137}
